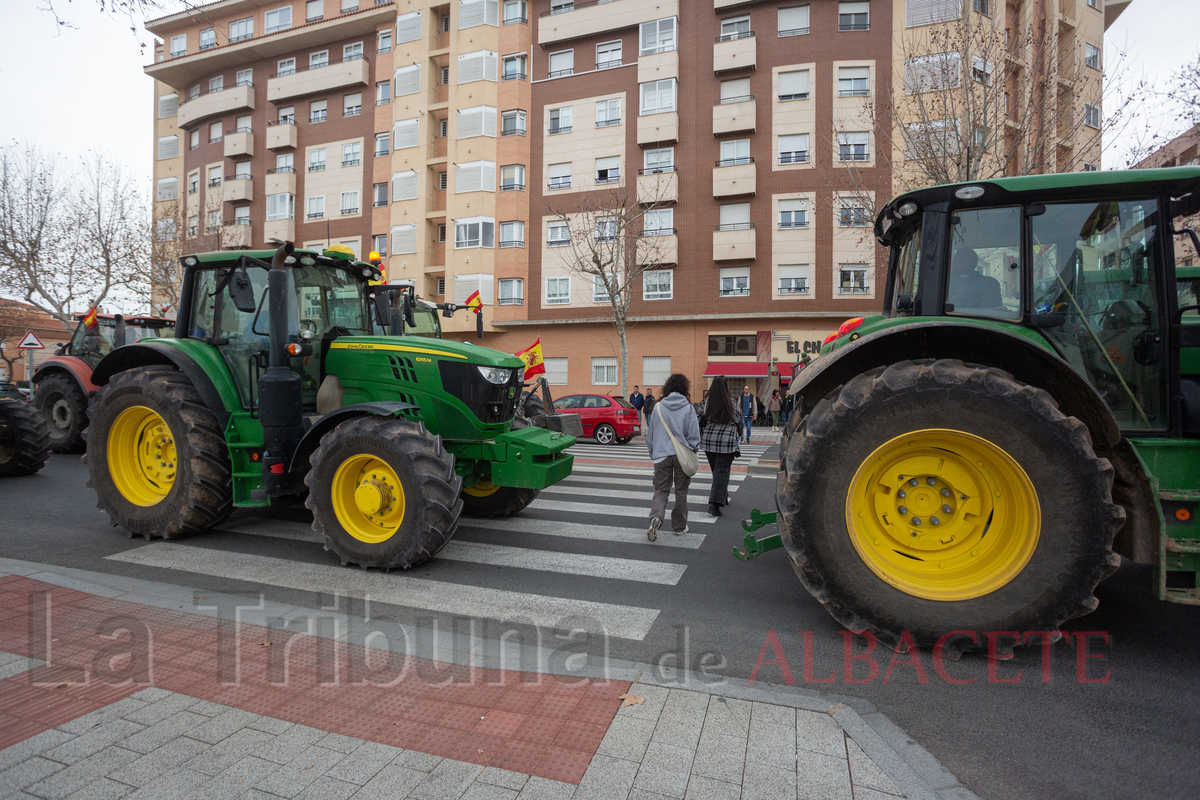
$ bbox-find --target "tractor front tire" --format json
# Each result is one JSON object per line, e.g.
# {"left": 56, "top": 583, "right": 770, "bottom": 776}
{"left": 84, "top": 367, "right": 233, "bottom": 538}
{"left": 461, "top": 483, "right": 539, "bottom": 518}
{"left": 35, "top": 374, "right": 88, "bottom": 453}
{"left": 777, "top": 359, "right": 1123, "bottom": 656}
{"left": 0, "top": 399, "right": 50, "bottom": 477}
{"left": 305, "top": 416, "right": 462, "bottom": 569}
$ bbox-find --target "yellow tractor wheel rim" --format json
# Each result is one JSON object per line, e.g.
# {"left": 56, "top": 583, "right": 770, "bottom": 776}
{"left": 331, "top": 454, "right": 406, "bottom": 543}
{"left": 845, "top": 428, "right": 1040, "bottom": 601}
{"left": 463, "top": 480, "right": 501, "bottom": 498}
{"left": 108, "top": 406, "right": 177, "bottom": 507}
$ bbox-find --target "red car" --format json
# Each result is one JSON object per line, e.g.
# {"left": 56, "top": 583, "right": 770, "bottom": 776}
{"left": 552, "top": 394, "right": 640, "bottom": 444}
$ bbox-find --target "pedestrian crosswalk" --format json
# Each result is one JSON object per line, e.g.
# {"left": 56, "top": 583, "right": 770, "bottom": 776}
{"left": 105, "top": 441, "right": 778, "bottom": 643}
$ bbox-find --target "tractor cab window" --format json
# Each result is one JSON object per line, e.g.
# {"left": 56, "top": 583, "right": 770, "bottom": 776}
{"left": 1031, "top": 199, "right": 1166, "bottom": 430}
{"left": 945, "top": 207, "right": 1021, "bottom": 320}
{"left": 407, "top": 302, "right": 442, "bottom": 338}
{"left": 891, "top": 221, "right": 921, "bottom": 315}
{"left": 70, "top": 322, "right": 114, "bottom": 358}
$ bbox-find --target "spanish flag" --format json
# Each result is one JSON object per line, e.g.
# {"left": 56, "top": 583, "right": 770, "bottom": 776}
{"left": 82, "top": 306, "right": 99, "bottom": 330}
{"left": 465, "top": 289, "right": 482, "bottom": 315}
{"left": 516, "top": 337, "right": 545, "bottom": 379}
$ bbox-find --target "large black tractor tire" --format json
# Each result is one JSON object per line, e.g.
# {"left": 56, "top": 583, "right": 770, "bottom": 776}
{"left": 84, "top": 367, "right": 233, "bottom": 539}
{"left": 35, "top": 374, "right": 89, "bottom": 453}
{"left": 305, "top": 416, "right": 462, "bottom": 569}
{"left": 520, "top": 391, "right": 545, "bottom": 419}
{"left": 460, "top": 483, "right": 539, "bottom": 518}
{"left": 777, "top": 359, "right": 1123, "bottom": 657}
{"left": 0, "top": 399, "right": 51, "bottom": 477}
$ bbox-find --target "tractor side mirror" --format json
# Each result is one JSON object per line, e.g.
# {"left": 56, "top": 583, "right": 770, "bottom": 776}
{"left": 403, "top": 292, "right": 416, "bottom": 328}
{"left": 228, "top": 268, "right": 257, "bottom": 313}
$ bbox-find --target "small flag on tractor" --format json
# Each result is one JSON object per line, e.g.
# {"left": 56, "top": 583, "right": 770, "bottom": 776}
{"left": 516, "top": 337, "right": 545, "bottom": 379}
{"left": 82, "top": 306, "right": 99, "bottom": 330}
{"left": 465, "top": 290, "right": 482, "bottom": 314}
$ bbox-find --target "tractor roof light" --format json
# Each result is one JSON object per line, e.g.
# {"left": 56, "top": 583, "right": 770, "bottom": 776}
{"left": 955, "top": 185, "right": 985, "bottom": 201}
{"left": 896, "top": 201, "right": 919, "bottom": 218}
{"left": 299, "top": 255, "right": 316, "bottom": 266}
{"left": 368, "top": 251, "right": 383, "bottom": 265}
{"left": 183, "top": 256, "right": 198, "bottom": 267}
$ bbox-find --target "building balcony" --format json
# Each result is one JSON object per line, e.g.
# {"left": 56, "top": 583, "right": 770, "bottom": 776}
{"left": 712, "top": 158, "right": 755, "bottom": 197}
{"left": 264, "top": 218, "right": 294, "bottom": 244}
{"left": 265, "top": 169, "right": 296, "bottom": 196}
{"left": 713, "top": 32, "right": 756, "bottom": 73}
{"left": 266, "top": 121, "right": 297, "bottom": 150}
{"left": 637, "top": 112, "right": 679, "bottom": 146}
{"left": 223, "top": 222, "right": 252, "bottom": 249}
{"left": 224, "top": 130, "right": 253, "bottom": 158}
{"left": 637, "top": 231, "right": 678, "bottom": 265}
{"left": 538, "top": 0, "right": 673, "bottom": 45}
{"left": 224, "top": 177, "right": 253, "bottom": 202}
{"left": 713, "top": 223, "right": 755, "bottom": 261}
{"left": 177, "top": 84, "right": 254, "bottom": 127}
{"left": 715, "top": 0, "right": 753, "bottom": 8}
{"left": 267, "top": 57, "right": 369, "bottom": 103}
{"left": 638, "top": 49, "right": 678, "bottom": 83}
{"left": 637, "top": 169, "right": 678, "bottom": 204}
{"left": 713, "top": 97, "right": 755, "bottom": 135}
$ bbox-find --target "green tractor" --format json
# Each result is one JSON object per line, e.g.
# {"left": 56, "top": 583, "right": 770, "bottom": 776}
{"left": 84, "top": 244, "right": 577, "bottom": 568}
{"left": 739, "top": 167, "right": 1200, "bottom": 654}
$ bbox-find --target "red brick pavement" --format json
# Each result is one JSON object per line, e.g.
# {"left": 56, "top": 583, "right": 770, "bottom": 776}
{"left": 0, "top": 575, "right": 630, "bottom": 783}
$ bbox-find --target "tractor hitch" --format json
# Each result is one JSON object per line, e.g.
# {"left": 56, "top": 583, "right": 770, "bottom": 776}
{"left": 733, "top": 508, "right": 783, "bottom": 561}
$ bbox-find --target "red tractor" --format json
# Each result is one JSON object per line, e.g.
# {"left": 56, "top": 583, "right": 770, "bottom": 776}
{"left": 33, "top": 314, "right": 175, "bottom": 452}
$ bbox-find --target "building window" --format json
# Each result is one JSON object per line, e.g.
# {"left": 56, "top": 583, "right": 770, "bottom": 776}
{"left": 234, "top": 161, "right": 251, "bottom": 178}
{"left": 374, "top": 182, "right": 388, "bottom": 206}
{"left": 644, "top": 207, "right": 673, "bottom": 235}
{"left": 459, "top": 0, "right": 499, "bottom": 28}
{"left": 503, "top": 1, "right": 527, "bottom": 25}
{"left": 838, "top": 67, "right": 870, "bottom": 97}
{"left": 548, "top": 221, "right": 570, "bottom": 247}
{"left": 346, "top": 44, "right": 364, "bottom": 64}
{"left": 458, "top": 105, "right": 498, "bottom": 138}
{"left": 307, "top": 195, "right": 325, "bottom": 220}
{"left": 206, "top": 210, "right": 221, "bottom": 233}
{"left": 839, "top": 1, "right": 869, "bottom": 31}
{"left": 311, "top": 99, "right": 327, "bottom": 123}
{"left": 839, "top": 265, "right": 869, "bottom": 294}
{"left": 1082, "top": 162, "right": 1099, "bottom": 172}
{"left": 156, "top": 177, "right": 178, "bottom": 201}
{"left": 643, "top": 270, "right": 673, "bottom": 300}
{"left": 640, "top": 16, "right": 676, "bottom": 55}
{"left": 778, "top": 5, "right": 810, "bottom": 36}
{"left": 209, "top": 122, "right": 222, "bottom": 143}
{"left": 1085, "top": 43, "right": 1101, "bottom": 70}
{"left": 550, "top": 107, "right": 572, "bottom": 134}
{"left": 440, "top": 118, "right": 449, "bottom": 137}
{"left": 546, "top": 277, "right": 571, "bottom": 305}
{"left": 543, "top": 357, "right": 568, "bottom": 385}
{"left": 234, "top": 207, "right": 250, "bottom": 225}
{"left": 392, "top": 118, "right": 418, "bottom": 149}
{"left": 719, "top": 139, "right": 751, "bottom": 166}
{"left": 499, "top": 220, "right": 525, "bottom": 248}
{"left": 778, "top": 70, "right": 809, "bottom": 101}
{"left": 309, "top": 148, "right": 326, "bottom": 171}
{"left": 640, "top": 79, "right": 677, "bottom": 115}
{"left": 377, "top": 29, "right": 392, "bottom": 53}
{"left": 838, "top": 132, "right": 869, "bottom": 161}
{"left": 189, "top": 130, "right": 200, "bottom": 150}
{"left": 236, "top": 69, "right": 252, "bottom": 87}
{"left": 779, "top": 199, "right": 808, "bottom": 229}
{"left": 595, "top": 217, "right": 616, "bottom": 243}
{"left": 779, "top": 134, "right": 810, "bottom": 164}
{"left": 435, "top": 278, "right": 446, "bottom": 296}
{"left": 718, "top": 202, "right": 751, "bottom": 230}
{"left": 157, "top": 135, "right": 179, "bottom": 159}
{"left": 592, "top": 276, "right": 610, "bottom": 303}
{"left": 277, "top": 58, "right": 296, "bottom": 77}
{"left": 187, "top": 173, "right": 199, "bottom": 194}
{"left": 455, "top": 160, "right": 496, "bottom": 193}
{"left": 442, "top": 13, "right": 451, "bottom": 32}
{"left": 499, "top": 278, "right": 524, "bottom": 305}
{"left": 375, "top": 132, "right": 389, "bottom": 156}
{"left": 442, "top": 65, "right": 451, "bottom": 85}
{"left": 344, "top": 92, "right": 362, "bottom": 117}
{"left": 595, "top": 156, "right": 620, "bottom": 184}
{"left": 265, "top": 6, "right": 292, "bottom": 34}
{"left": 310, "top": 50, "right": 329, "bottom": 69}
{"left": 340, "top": 191, "right": 359, "bottom": 215}
{"left": 437, "top": 224, "right": 446, "bottom": 243}
{"left": 267, "top": 193, "right": 295, "bottom": 221}
{"left": 597, "top": 40, "right": 622, "bottom": 69}
{"left": 719, "top": 77, "right": 751, "bottom": 104}
{"left": 592, "top": 357, "right": 617, "bottom": 385}
{"left": 596, "top": 98, "right": 621, "bottom": 127}
{"left": 229, "top": 17, "right": 254, "bottom": 43}
{"left": 170, "top": 34, "right": 186, "bottom": 57}
{"left": 438, "top": 171, "right": 448, "bottom": 190}
{"left": 905, "top": 52, "right": 962, "bottom": 94}
{"left": 644, "top": 148, "right": 674, "bottom": 173}
{"left": 392, "top": 170, "right": 418, "bottom": 201}
{"left": 199, "top": 27, "right": 215, "bottom": 50}
{"left": 209, "top": 76, "right": 224, "bottom": 93}
{"left": 372, "top": 233, "right": 387, "bottom": 257}
{"left": 391, "top": 224, "right": 416, "bottom": 254}
{"left": 376, "top": 80, "right": 391, "bottom": 105}
{"left": 778, "top": 265, "right": 809, "bottom": 295}
{"left": 719, "top": 15, "right": 751, "bottom": 40}
{"left": 1084, "top": 102, "right": 1101, "bottom": 129}
{"left": 500, "top": 164, "right": 525, "bottom": 191}
{"left": 501, "top": 54, "right": 528, "bottom": 82}
{"left": 907, "top": 0, "right": 960, "bottom": 26}
{"left": 839, "top": 206, "right": 870, "bottom": 227}
{"left": 973, "top": 0, "right": 990, "bottom": 15}
{"left": 342, "top": 142, "right": 361, "bottom": 166}
{"left": 720, "top": 267, "right": 750, "bottom": 297}
{"left": 395, "top": 65, "right": 420, "bottom": 95}
{"left": 971, "top": 57, "right": 993, "bottom": 85}
{"left": 501, "top": 109, "right": 527, "bottom": 136}
{"left": 548, "top": 163, "right": 571, "bottom": 190}
{"left": 188, "top": 84, "right": 200, "bottom": 99}
{"left": 549, "top": 49, "right": 574, "bottom": 78}
{"left": 275, "top": 153, "right": 294, "bottom": 172}
{"left": 186, "top": 215, "right": 198, "bottom": 237}
{"left": 454, "top": 217, "right": 495, "bottom": 248}
{"left": 458, "top": 50, "right": 498, "bottom": 82}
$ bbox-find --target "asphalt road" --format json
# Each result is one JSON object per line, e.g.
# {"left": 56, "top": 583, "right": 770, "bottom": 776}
{"left": 1, "top": 449, "right": 1198, "bottom": 800}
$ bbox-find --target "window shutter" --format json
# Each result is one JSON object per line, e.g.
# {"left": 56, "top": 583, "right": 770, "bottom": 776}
{"left": 484, "top": 51, "right": 498, "bottom": 81}
{"left": 394, "top": 65, "right": 420, "bottom": 95}
{"left": 720, "top": 78, "right": 750, "bottom": 100}
{"left": 906, "top": 0, "right": 961, "bottom": 27}
{"left": 480, "top": 161, "right": 496, "bottom": 191}
{"left": 455, "top": 274, "right": 491, "bottom": 304}
{"left": 778, "top": 5, "right": 810, "bottom": 32}
{"left": 905, "top": 53, "right": 961, "bottom": 93}
{"left": 719, "top": 203, "right": 750, "bottom": 225}
{"left": 721, "top": 266, "right": 751, "bottom": 279}
{"left": 779, "top": 70, "right": 809, "bottom": 97}
{"left": 391, "top": 224, "right": 417, "bottom": 254}
{"left": 548, "top": 163, "right": 570, "bottom": 180}
{"left": 157, "top": 136, "right": 179, "bottom": 159}
{"left": 459, "top": 0, "right": 487, "bottom": 28}
{"left": 544, "top": 357, "right": 568, "bottom": 385}
{"left": 394, "top": 170, "right": 418, "bottom": 200}
{"left": 397, "top": 11, "right": 421, "bottom": 42}
{"left": 458, "top": 51, "right": 496, "bottom": 83}
{"left": 456, "top": 162, "right": 482, "bottom": 193}
{"left": 642, "top": 356, "right": 671, "bottom": 386}
{"left": 458, "top": 107, "right": 483, "bottom": 138}
{"left": 393, "top": 118, "right": 420, "bottom": 148}
{"left": 840, "top": 66, "right": 870, "bottom": 81}
{"left": 778, "top": 198, "right": 807, "bottom": 213}
{"left": 156, "top": 177, "right": 178, "bottom": 201}
{"left": 158, "top": 94, "right": 179, "bottom": 118}
{"left": 779, "top": 265, "right": 808, "bottom": 279}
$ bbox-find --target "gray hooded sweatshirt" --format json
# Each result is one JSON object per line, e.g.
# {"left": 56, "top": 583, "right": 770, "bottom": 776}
{"left": 646, "top": 392, "right": 702, "bottom": 464}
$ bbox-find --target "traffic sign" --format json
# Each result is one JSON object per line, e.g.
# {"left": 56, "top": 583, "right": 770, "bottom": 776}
{"left": 17, "top": 331, "right": 44, "bottom": 350}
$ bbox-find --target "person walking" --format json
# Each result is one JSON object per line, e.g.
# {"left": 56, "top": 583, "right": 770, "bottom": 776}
{"left": 700, "top": 378, "right": 739, "bottom": 517}
{"left": 768, "top": 389, "right": 782, "bottom": 432}
{"left": 643, "top": 388, "right": 656, "bottom": 421}
{"left": 629, "top": 385, "right": 645, "bottom": 427}
{"left": 739, "top": 385, "right": 756, "bottom": 443}
{"left": 646, "top": 374, "right": 701, "bottom": 538}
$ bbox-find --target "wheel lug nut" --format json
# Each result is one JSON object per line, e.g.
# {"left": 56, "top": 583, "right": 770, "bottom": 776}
{"left": 898, "top": 506, "right": 908, "bottom": 515}
{"left": 942, "top": 504, "right": 952, "bottom": 514}
{"left": 912, "top": 517, "right": 922, "bottom": 525}
{"left": 897, "top": 490, "right": 906, "bottom": 499}
{"left": 926, "top": 478, "right": 937, "bottom": 486}
{"left": 931, "top": 517, "right": 940, "bottom": 525}
{"left": 941, "top": 488, "right": 951, "bottom": 497}
{"left": 909, "top": 478, "right": 918, "bottom": 486}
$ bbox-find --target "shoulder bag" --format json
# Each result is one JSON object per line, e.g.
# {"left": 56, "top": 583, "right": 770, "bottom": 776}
{"left": 656, "top": 404, "right": 699, "bottom": 477}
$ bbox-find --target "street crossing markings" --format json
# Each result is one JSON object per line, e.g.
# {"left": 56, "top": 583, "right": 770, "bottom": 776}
{"left": 528, "top": 498, "right": 719, "bottom": 523}
{"left": 455, "top": 517, "right": 706, "bottom": 549}
{"left": 538, "top": 484, "right": 728, "bottom": 506}
{"left": 437, "top": 541, "right": 687, "bottom": 585}
{"left": 105, "top": 543, "right": 662, "bottom": 641}
{"left": 565, "top": 467, "right": 747, "bottom": 482}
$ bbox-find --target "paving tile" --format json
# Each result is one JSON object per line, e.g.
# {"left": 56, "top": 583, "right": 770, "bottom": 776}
{"left": 187, "top": 707, "right": 262, "bottom": 745}
{"left": 409, "top": 758, "right": 484, "bottom": 800}
{"left": 531, "top": 745, "right": 589, "bottom": 784}
{"left": 614, "top": 684, "right": 669, "bottom": 722}
{"left": 121, "top": 710, "right": 209, "bottom": 754}
{"left": 571, "top": 753, "right": 639, "bottom": 800}
{"left": 795, "top": 711, "right": 846, "bottom": 759}
{"left": 120, "top": 767, "right": 204, "bottom": 800}
{"left": 126, "top": 688, "right": 172, "bottom": 705}
{"left": 691, "top": 731, "right": 745, "bottom": 785}
{"left": 392, "top": 748, "right": 443, "bottom": 773}
{"left": 0, "top": 728, "right": 76, "bottom": 771}
{"left": 62, "top": 776, "right": 135, "bottom": 799}
{"left": 797, "top": 750, "right": 852, "bottom": 800}
{"left": 741, "top": 760, "right": 797, "bottom": 800}
{"left": 57, "top": 698, "right": 150, "bottom": 734}
{"left": 488, "top": 739, "right": 548, "bottom": 777}
{"left": 853, "top": 788, "right": 910, "bottom": 800}
{"left": 633, "top": 741, "right": 696, "bottom": 799}
{"left": 700, "top": 697, "right": 751, "bottom": 741}
{"left": 745, "top": 719, "right": 796, "bottom": 771}
{"left": 476, "top": 766, "right": 528, "bottom": 791}
{"left": 460, "top": 782, "right": 519, "bottom": 800}
{"left": 252, "top": 744, "right": 346, "bottom": 798}
{"left": 292, "top": 774, "right": 359, "bottom": 800}
{"left": 514, "top": 776, "right": 576, "bottom": 800}
{"left": 183, "top": 728, "right": 276, "bottom": 776}
{"left": 120, "top": 693, "right": 196, "bottom": 726}
{"left": 0, "top": 755, "right": 65, "bottom": 791}
{"left": 323, "top": 741, "right": 400, "bottom": 785}
{"left": 183, "top": 700, "right": 230, "bottom": 718}
{"left": 41, "top": 720, "right": 146, "bottom": 766}
{"left": 106, "top": 736, "right": 209, "bottom": 788}
{"left": 247, "top": 715, "right": 295, "bottom": 735}
{"left": 596, "top": 715, "right": 656, "bottom": 762}
{"left": 182, "top": 756, "right": 279, "bottom": 800}
{"left": 27, "top": 745, "right": 141, "bottom": 800}
{"left": 628, "top": 791, "right": 674, "bottom": 800}
{"left": 346, "top": 763, "right": 428, "bottom": 799}
{"left": 846, "top": 739, "right": 902, "bottom": 796}
{"left": 474, "top": 710, "right": 526, "bottom": 739}
{"left": 551, "top": 719, "right": 607, "bottom": 754}
{"left": 316, "top": 732, "right": 363, "bottom": 755}
{"left": 255, "top": 724, "right": 326, "bottom": 765}
{"left": 750, "top": 702, "right": 795, "bottom": 728}
{"left": 683, "top": 775, "right": 741, "bottom": 800}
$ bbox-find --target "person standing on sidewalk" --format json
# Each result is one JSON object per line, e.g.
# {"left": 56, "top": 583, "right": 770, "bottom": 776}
{"left": 646, "top": 374, "right": 700, "bottom": 538}
{"left": 643, "top": 388, "right": 656, "bottom": 421}
{"left": 739, "top": 385, "right": 756, "bottom": 443}
{"left": 768, "top": 389, "right": 782, "bottom": 431}
{"left": 629, "top": 385, "right": 645, "bottom": 427}
{"left": 700, "top": 378, "right": 739, "bottom": 517}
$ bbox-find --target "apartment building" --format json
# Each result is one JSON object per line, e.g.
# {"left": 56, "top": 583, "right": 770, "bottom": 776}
{"left": 1135, "top": 124, "right": 1200, "bottom": 268}
{"left": 146, "top": 0, "right": 1124, "bottom": 397}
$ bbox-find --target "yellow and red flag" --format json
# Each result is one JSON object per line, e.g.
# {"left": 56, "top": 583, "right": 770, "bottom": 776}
{"left": 82, "top": 306, "right": 99, "bottom": 330}
{"left": 465, "top": 290, "right": 483, "bottom": 314}
{"left": 516, "top": 337, "right": 545, "bottom": 379}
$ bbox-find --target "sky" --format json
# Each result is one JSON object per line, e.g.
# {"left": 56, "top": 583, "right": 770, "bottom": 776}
{"left": 0, "top": 0, "right": 1195, "bottom": 188}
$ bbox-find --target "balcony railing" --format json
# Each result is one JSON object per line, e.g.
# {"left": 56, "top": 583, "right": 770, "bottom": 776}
{"left": 778, "top": 92, "right": 808, "bottom": 101}
{"left": 779, "top": 283, "right": 809, "bottom": 294}
{"left": 208, "top": 178, "right": 222, "bottom": 187}
{"left": 548, "top": 178, "right": 571, "bottom": 190}
{"left": 642, "top": 227, "right": 676, "bottom": 237}
{"left": 596, "top": 118, "right": 620, "bottom": 127}
{"left": 269, "top": 118, "right": 296, "bottom": 126}
{"left": 499, "top": 296, "right": 524, "bottom": 305}
{"left": 715, "top": 30, "right": 754, "bottom": 43}
{"left": 500, "top": 183, "right": 525, "bottom": 192}
{"left": 345, "top": 106, "right": 362, "bottom": 116}
{"left": 343, "top": 158, "right": 361, "bottom": 166}
{"left": 308, "top": 164, "right": 326, "bottom": 172}
{"left": 839, "top": 86, "right": 869, "bottom": 97}
{"left": 596, "top": 59, "right": 622, "bottom": 70}
{"left": 501, "top": 128, "right": 526, "bottom": 137}
{"left": 549, "top": 125, "right": 572, "bottom": 134}
{"left": 307, "top": 212, "right": 325, "bottom": 220}
{"left": 226, "top": 174, "right": 252, "bottom": 181}
{"left": 839, "top": 18, "right": 869, "bottom": 31}
{"left": 778, "top": 220, "right": 809, "bottom": 229}
{"left": 637, "top": 166, "right": 676, "bottom": 175}
{"left": 595, "top": 174, "right": 620, "bottom": 184}
{"left": 499, "top": 240, "right": 524, "bottom": 248}
{"left": 719, "top": 287, "right": 749, "bottom": 297}
{"left": 374, "top": 200, "right": 387, "bottom": 207}
{"left": 715, "top": 156, "right": 754, "bottom": 167}
{"left": 502, "top": 71, "right": 527, "bottom": 81}
{"left": 839, "top": 284, "right": 869, "bottom": 293}
{"left": 548, "top": 68, "right": 574, "bottom": 78}
{"left": 547, "top": 238, "right": 570, "bottom": 247}
{"left": 227, "top": 126, "right": 252, "bottom": 135}
{"left": 270, "top": 53, "right": 370, "bottom": 79}
{"left": 779, "top": 152, "right": 809, "bottom": 164}
{"left": 267, "top": 166, "right": 295, "bottom": 174}
{"left": 311, "top": 111, "right": 327, "bottom": 122}
{"left": 778, "top": 27, "right": 809, "bottom": 37}
{"left": 715, "top": 222, "right": 753, "bottom": 231}
{"left": 716, "top": 94, "right": 753, "bottom": 105}
{"left": 341, "top": 207, "right": 359, "bottom": 215}
{"left": 504, "top": 15, "right": 528, "bottom": 25}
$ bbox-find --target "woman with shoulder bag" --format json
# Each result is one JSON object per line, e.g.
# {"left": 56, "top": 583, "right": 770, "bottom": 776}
{"left": 699, "top": 378, "right": 740, "bottom": 517}
{"left": 645, "top": 373, "right": 701, "bottom": 540}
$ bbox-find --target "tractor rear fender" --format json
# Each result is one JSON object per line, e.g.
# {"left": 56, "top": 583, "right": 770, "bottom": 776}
{"left": 91, "top": 342, "right": 232, "bottom": 427}
{"left": 33, "top": 356, "right": 95, "bottom": 394}
{"left": 289, "top": 402, "right": 419, "bottom": 476}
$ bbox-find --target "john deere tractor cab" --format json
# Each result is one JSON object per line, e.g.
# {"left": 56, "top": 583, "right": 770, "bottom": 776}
{"left": 739, "top": 167, "right": 1200, "bottom": 655}
{"left": 85, "top": 244, "right": 576, "bottom": 568}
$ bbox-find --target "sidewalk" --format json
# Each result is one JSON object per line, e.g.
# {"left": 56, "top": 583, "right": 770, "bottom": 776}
{"left": 0, "top": 560, "right": 978, "bottom": 800}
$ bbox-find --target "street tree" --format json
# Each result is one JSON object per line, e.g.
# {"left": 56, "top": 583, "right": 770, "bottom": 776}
{"left": 0, "top": 300, "right": 38, "bottom": 381}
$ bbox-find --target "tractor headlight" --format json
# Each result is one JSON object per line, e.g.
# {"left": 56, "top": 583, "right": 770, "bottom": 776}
{"left": 476, "top": 366, "right": 513, "bottom": 385}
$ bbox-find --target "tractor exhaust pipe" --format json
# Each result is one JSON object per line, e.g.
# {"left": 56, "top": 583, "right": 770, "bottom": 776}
{"left": 259, "top": 242, "right": 301, "bottom": 496}
{"left": 113, "top": 314, "right": 126, "bottom": 348}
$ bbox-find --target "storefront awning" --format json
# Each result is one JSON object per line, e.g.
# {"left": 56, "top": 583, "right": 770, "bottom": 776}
{"left": 704, "top": 361, "right": 771, "bottom": 378}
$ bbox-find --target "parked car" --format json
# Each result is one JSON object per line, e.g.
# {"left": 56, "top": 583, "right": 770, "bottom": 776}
{"left": 552, "top": 394, "right": 640, "bottom": 444}
{"left": 0, "top": 382, "right": 27, "bottom": 402}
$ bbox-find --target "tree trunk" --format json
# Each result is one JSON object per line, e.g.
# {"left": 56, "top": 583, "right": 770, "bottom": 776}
{"left": 616, "top": 315, "right": 629, "bottom": 398}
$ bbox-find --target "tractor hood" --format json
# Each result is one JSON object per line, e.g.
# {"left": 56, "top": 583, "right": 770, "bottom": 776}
{"left": 324, "top": 336, "right": 525, "bottom": 370}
